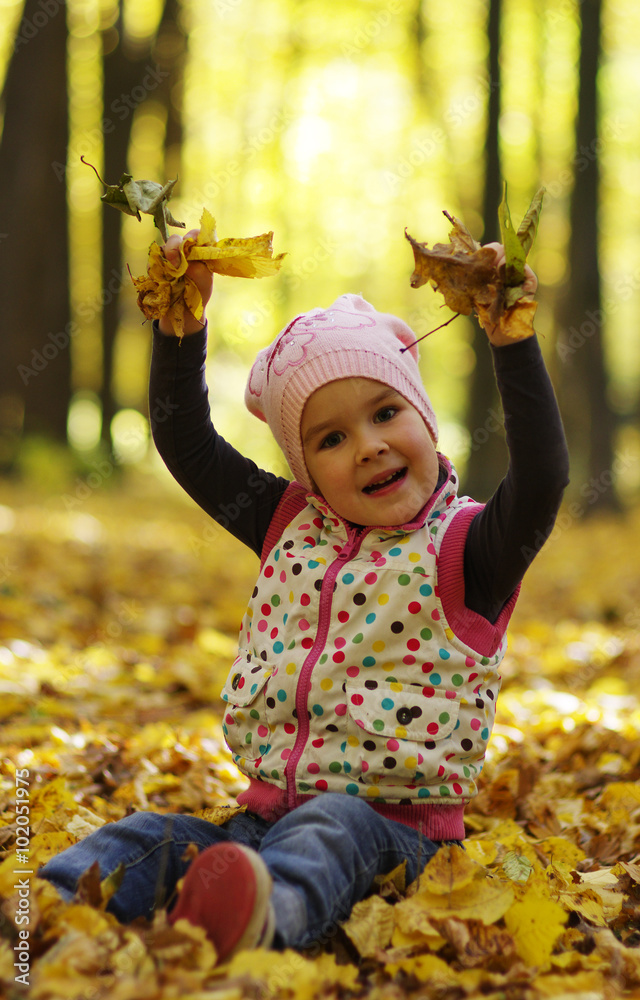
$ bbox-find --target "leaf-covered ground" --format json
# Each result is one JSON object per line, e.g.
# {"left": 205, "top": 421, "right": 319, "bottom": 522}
{"left": 1, "top": 471, "right": 640, "bottom": 999}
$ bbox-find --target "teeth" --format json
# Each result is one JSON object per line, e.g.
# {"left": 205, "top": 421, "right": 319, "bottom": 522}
{"left": 365, "top": 470, "right": 402, "bottom": 493}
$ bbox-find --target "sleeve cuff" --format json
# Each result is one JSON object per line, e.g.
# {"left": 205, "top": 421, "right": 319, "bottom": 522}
{"left": 152, "top": 321, "right": 208, "bottom": 357}
{"left": 490, "top": 332, "right": 543, "bottom": 374}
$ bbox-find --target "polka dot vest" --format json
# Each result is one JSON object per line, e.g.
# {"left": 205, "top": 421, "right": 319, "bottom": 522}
{"left": 221, "top": 463, "right": 506, "bottom": 808}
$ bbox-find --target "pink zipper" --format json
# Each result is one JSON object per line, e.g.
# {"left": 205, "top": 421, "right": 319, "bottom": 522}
{"left": 285, "top": 526, "right": 366, "bottom": 809}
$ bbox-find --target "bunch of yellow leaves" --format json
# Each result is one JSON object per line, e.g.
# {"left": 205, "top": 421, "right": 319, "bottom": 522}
{"left": 131, "top": 208, "right": 286, "bottom": 337}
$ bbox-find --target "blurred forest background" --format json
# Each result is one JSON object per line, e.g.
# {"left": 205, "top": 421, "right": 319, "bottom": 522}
{"left": 3, "top": 4, "right": 640, "bottom": 992}
{"left": 0, "top": 0, "right": 639, "bottom": 507}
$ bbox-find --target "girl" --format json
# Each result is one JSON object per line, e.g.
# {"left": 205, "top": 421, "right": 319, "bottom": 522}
{"left": 41, "top": 231, "right": 569, "bottom": 962}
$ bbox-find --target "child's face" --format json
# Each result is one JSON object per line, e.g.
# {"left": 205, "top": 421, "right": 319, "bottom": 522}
{"left": 301, "top": 378, "right": 439, "bottom": 526}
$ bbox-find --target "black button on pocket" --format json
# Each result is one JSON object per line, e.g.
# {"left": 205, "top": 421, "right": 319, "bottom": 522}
{"left": 396, "top": 707, "right": 413, "bottom": 725}
{"left": 231, "top": 672, "right": 241, "bottom": 690}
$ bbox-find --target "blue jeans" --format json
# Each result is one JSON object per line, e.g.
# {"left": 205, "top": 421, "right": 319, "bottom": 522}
{"left": 39, "top": 793, "right": 443, "bottom": 949}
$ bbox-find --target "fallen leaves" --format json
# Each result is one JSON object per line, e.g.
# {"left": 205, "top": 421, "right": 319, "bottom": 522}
{"left": 131, "top": 208, "right": 286, "bottom": 336}
{"left": 1, "top": 477, "right": 640, "bottom": 998}
{"left": 503, "top": 887, "right": 567, "bottom": 967}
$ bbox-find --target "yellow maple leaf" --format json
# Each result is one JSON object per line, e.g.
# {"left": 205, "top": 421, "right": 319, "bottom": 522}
{"left": 343, "top": 895, "right": 395, "bottom": 957}
{"left": 504, "top": 887, "right": 566, "bottom": 968}
{"left": 131, "top": 208, "right": 286, "bottom": 337}
{"left": 594, "top": 781, "right": 640, "bottom": 827}
{"left": 0, "top": 830, "right": 77, "bottom": 897}
{"left": 463, "top": 838, "right": 499, "bottom": 867}
{"left": 576, "top": 870, "right": 624, "bottom": 923}
{"left": 392, "top": 895, "right": 447, "bottom": 950}
{"left": 534, "top": 836, "right": 586, "bottom": 869}
{"left": 406, "top": 874, "right": 514, "bottom": 925}
{"left": 413, "top": 843, "right": 484, "bottom": 895}
{"left": 391, "top": 923, "right": 446, "bottom": 952}
{"left": 225, "top": 947, "right": 357, "bottom": 997}
{"left": 384, "top": 951, "right": 459, "bottom": 984}
{"left": 28, "top": 775, "right": 78, "bottom": 827}
{"left": 560, "top": 886, "right": 608, "bottom": 925}
{"left": 49, "top": 902, "right": 115, "bottom": 937}
{"left": 194, "top": 803, "right": 247, "bottom": 826}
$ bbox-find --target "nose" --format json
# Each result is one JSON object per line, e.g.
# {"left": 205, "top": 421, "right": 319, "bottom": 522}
{"left": 356, "top": 430, "right": 389, "bottom": 464}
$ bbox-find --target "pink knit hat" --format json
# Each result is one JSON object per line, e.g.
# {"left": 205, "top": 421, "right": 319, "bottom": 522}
{"left": 245, "top": 293, "right": 438, "bottom": 488}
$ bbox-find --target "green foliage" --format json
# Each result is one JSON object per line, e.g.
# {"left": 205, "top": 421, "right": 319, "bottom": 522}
{"left": 498, "top": 183, "right": 545, "bottom": 288}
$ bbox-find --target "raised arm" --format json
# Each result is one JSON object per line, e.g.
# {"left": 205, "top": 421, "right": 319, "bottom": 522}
{"left": 149, "top": 232, "right": 289, "bottom": 555}
{"left": 463, "top": 335, "right": 570, "bottom": 621}
{"left": 461, "top": 244, "right": 570, "bottom": 621}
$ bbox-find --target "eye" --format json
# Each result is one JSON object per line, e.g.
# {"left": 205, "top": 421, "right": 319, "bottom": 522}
{"left": 374, "top": 405, "right": 398, "bottom": 423}
{"left": 319, "top": 430, "right": 344, "bottom": 449}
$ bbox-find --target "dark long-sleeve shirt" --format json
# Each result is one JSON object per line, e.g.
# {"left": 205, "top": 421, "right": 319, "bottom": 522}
{"left": 149, "top": 326, "right": 569, "bottom": 624}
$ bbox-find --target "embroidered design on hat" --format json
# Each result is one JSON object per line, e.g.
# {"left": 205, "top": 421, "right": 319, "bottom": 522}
{"left": 271, "top": 329, "right": 316, "bottom": 376}
{"left": 295, "top": 308, "right": 376, "bottom": 334}
{"left": 247, "top": 305, "right": 381, "bottom": 403}
{"left": 270, "top": 307, "right": 376, "bottom": 380}
{"left": 246, "top": 361, "right": 265, "bottom": 400}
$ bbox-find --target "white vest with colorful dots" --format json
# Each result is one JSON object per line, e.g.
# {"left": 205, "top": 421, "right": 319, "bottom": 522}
{"left": 221, "top": 462, "right": 509, "bottom": 809}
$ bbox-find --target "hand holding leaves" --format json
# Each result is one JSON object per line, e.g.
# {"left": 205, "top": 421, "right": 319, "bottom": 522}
{"left": 131, "top": 208, "right": 286, "bottom": 338}
{"left": 84, "top": 158, "right": 286, "bottom": 337}
{"left": 405, "top": 186, "right": 544, "bottom": 345}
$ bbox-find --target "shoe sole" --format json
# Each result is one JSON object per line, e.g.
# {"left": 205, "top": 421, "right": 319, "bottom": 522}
{"left": 230, "top": 846, "right": 275, "bottom": 957}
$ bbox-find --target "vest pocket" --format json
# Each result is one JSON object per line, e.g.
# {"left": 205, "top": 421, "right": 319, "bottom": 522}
{"left": 346, "top": 679, "right": 460, "bottom": 783}
{"left": 220, "top": 654, "right": 274, "bottom": 761}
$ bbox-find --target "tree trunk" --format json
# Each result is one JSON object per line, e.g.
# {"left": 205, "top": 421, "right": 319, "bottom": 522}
{"left": 0, "top": 0, "right": 70, "bottom": 463}
{"left": 155, "top": 0, "right": 186, "bottom": 179}
{"left": 100, "top": 8, "right": 149, "bottom": 445}
{"left": 557, "top": 0, "right": 617, "bottom": 507}
{"left": 100, "top": 0, "right": 186, "bottom": 443}
{"left": 463, "top": 0, "right": 505, "bottom": 500}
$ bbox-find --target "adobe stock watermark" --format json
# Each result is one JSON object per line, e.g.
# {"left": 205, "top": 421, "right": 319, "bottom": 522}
{"left": 566, "top": 604, "right": 639, "bottom": 693}
{"left": 61, "top": 396, "right": 178, "bottom": 511}
{"left": 179, "top": 109, "right": 296, "bottom": 214}
{"left": 547, "top": 0, "right": 586, "bottom": 26}
{"left": 92, "top": 599, "right": 143, "bottom": 649}
{"left": 470, "top": 407, "right": 504, "bottom": 452}
{"left": 13, "top": 0, "right": 63, "bottom": 51}
{"left": 13, "top": 768, "right": 32, "bottom": 988}
{"left": 189, "top": 470, "right": 274, "bottom": 554}
{"left": 228, "top": 238, "right": 338, "bottom": 346}
{"left": 520, "top": 450, "right": 636, "bottom": 562}
{"left": 384, "top": 75, "right": 499, "bottom": 192}
{"left": 214, "top": 0, "right": 244, "bottom": 16}
{"left": 557, "top": 260, "right": 640, "bottom": 363}
{"left": 545, "top": 114, "right": 625, "bottom": 202}
{"left": 52, "top": 65, "right": 170, "bottom": 181}
{"left": 341, "top": 0, "right": 405, "bottom": 60}
{"left": 18, "top": 268, "right": 128, "bottom": 386}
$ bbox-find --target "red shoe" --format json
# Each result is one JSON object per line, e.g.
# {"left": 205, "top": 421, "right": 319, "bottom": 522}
{"left": 168, "top": 842, "right": 275, "bottom": 962}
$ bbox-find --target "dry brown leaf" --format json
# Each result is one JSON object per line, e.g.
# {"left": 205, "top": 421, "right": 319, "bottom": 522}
{"left": 405, "top": 208, "right": 538, "bottom": 340}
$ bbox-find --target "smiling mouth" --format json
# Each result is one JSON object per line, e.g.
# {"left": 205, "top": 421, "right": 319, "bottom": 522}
{"left": 362, "top": 468, "right": 407, "bottom": 494}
